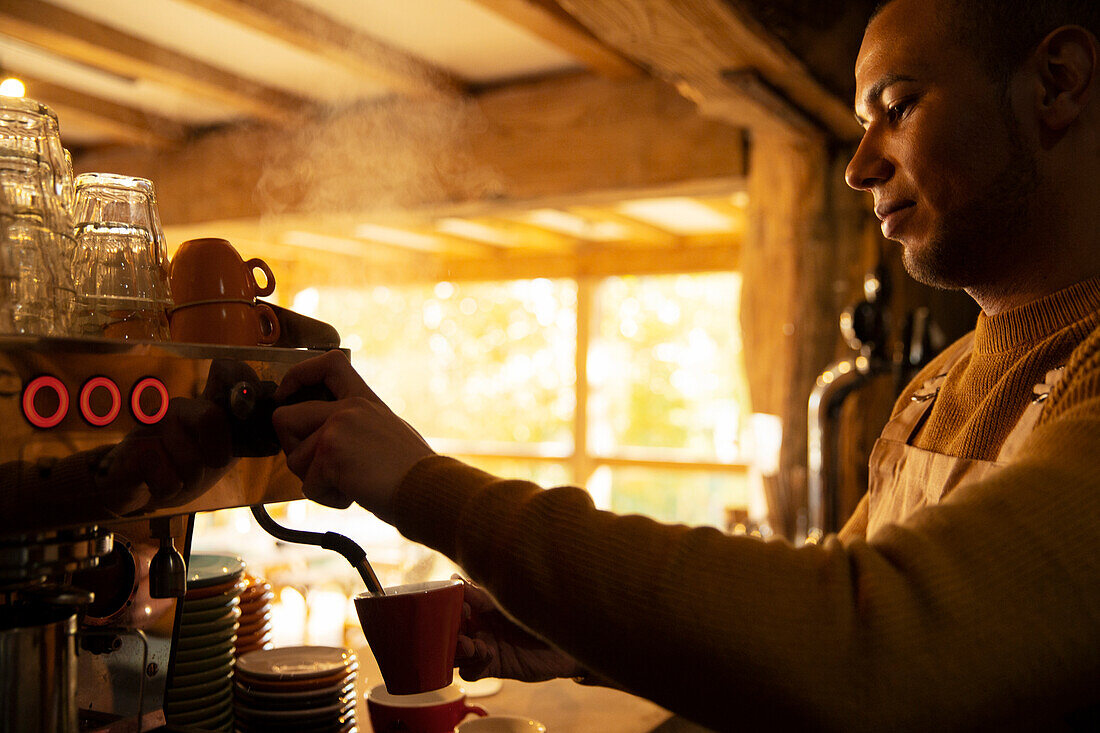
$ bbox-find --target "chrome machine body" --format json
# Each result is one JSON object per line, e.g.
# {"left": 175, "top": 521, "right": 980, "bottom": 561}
{"left": 0, "top": 335, "right": 325, "bottom": 731}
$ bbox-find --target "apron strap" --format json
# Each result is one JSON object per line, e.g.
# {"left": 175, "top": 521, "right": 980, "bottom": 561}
{"left": 879, "top": 333, "right": 976, "bottom": 445}
{"left": 879, "top": 374, "right": 946, "bottom": 443}
{"left": 995, "top": 366, "right": 1066, "bottom": 463}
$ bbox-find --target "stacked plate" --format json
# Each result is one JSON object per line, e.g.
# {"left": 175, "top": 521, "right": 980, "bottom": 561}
{"left": 234, "top": 574, "right": 274, "bottom": 657}
{"left": 234, "top": 646, "right": 359, "bottom": 732}
{"left": 164, "top": 554, "right": 246, "bottom": 732}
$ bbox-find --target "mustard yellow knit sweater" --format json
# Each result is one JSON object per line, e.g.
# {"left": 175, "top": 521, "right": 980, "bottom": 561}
{"left": 392, "top": 278, "right": 1100, "bottom": 732}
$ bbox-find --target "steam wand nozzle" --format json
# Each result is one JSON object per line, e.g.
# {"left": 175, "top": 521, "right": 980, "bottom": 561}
{"left": 250, "top": 504, "right": 384, "bottom": 595}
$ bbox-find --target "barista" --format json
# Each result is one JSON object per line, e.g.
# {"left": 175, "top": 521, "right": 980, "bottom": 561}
{"left": 272, "top": 0, "right": 1100, "bottom": 728}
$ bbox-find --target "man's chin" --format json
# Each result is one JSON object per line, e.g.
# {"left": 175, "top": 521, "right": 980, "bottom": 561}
{"left": 900, "top": 242, "right": 968, "bottom": 291}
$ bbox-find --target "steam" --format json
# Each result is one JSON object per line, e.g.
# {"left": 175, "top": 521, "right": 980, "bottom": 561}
{"left": 255, "top": 95, "right": 503, "bottom": 220}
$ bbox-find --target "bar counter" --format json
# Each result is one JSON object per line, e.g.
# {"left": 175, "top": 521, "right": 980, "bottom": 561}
{"left": 350, "top": 640, "right": 716, "bottom": 732}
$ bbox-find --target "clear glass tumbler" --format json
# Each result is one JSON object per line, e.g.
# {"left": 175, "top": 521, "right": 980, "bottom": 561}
{"left": 71, "top": 173, "right": 172, "bottom": 340}
{"left": 0, "top": 215, "right": 66, "bottom": 336}
{"left": 0, "top": 99, "right": 69, "bottom": 194}
{"left": 0, "top": 153, "right": 75, "bottom": 336}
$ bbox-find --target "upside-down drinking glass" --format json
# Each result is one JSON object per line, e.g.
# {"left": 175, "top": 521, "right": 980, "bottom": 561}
{"left": 70, "top": 173, "right": 172, "bottom": 340}
{"left": 0, "top": 152, "right": 74, "bottom": 336}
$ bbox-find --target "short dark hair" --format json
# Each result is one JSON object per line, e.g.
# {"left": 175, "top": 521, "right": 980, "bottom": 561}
{"left": 872, "top": 0, "right": 1100, "bottom": 87}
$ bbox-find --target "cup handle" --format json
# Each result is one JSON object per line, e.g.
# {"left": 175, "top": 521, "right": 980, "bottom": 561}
{"left": 462, "top": 704, "right": 489, "bottom": 719}
{"left": 255, "top": 303, "right": 281, "bottom": 345}
{"left": 246, "top": 258, "right": 276, "bottom": 297}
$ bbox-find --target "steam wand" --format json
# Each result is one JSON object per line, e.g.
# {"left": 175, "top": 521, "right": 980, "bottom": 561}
{"left": 250, "top": 504, "right": 384, "bottom": 595}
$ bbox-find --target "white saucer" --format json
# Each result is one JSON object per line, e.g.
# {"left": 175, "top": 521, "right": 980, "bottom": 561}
{"left": 461, "top": 675, "right": 504, "bottom": 698}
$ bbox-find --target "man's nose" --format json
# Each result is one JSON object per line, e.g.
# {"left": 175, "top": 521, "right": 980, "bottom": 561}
{"left": 845, "top": 132, "right": 893, "bottom": 191}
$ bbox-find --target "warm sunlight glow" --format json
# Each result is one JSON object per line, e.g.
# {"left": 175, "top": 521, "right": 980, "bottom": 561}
{"left": 524, "top": 209, "right": 628, "bottom": 240}
{"left": 436, "top": 218, "right": 517, "bottom": 246}
{"left": 355, "top": 223, "right": 443, "bottom": 251}
{"left": 617, "top": 197, "right": 734, "bottom": 234}
{"left": 0, "top": 78, "right": 25, "bottom": 97}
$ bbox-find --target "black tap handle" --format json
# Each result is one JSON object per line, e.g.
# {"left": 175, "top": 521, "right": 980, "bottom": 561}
{"left": 149, "top": 517, "right": 187, "bottom": 599}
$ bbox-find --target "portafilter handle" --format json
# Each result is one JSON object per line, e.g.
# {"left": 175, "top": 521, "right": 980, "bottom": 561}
{"left": 250, "top": 504, "right": 384, "bottom": 595}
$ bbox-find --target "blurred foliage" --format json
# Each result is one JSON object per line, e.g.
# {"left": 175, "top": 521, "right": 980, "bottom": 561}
{"left": 305, "top": 279, "right": 576, "bottom": 446}
{"left": 591, "top": 274, "right": 748, "bottom": 460}
{"left": 602, "top": 466, "right": 748, "bottom": 527}
{"left": 297, "top": 272, "right": 751, "bottom": 528}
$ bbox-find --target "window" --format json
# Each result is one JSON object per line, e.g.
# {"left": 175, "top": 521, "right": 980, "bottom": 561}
{"left": 293, "top": 271, "right": 750, "bottom": 524}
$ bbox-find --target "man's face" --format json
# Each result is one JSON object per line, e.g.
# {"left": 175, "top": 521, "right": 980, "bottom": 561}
{"left": 845, "top": 0, "right": 1037, "bottom": 290}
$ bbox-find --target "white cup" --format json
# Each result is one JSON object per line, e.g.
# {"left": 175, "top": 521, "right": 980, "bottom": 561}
{"left": 457, "top": 716, "right": 547, "bottom": 732}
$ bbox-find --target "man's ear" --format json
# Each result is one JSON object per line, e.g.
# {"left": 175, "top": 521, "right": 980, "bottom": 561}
{"left": 1035, "top": 25, "right": 1097, "bottom": 131}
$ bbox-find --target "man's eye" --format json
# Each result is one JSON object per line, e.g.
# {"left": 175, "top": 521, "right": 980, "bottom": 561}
{"left": 887, "top": 100, "right": 912, "bottom": 122}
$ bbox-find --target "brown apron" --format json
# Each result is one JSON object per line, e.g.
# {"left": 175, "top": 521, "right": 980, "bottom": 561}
{"left": 864, "top": 334, "right": 1065, "bottom": 538}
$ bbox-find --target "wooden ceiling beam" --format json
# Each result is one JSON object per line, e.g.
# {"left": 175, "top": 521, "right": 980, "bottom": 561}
{"left": 468, "top": 0, "right": 643, "bottom": 80}
{"left": 179, "top": 0, "right": 466, "bottom": 98}
{"left": 438, "top": 215, "right": 580, "bottom": 252}
{"left": 0, "top": 0, "right": 309, "bottom": 122}
{"left": 17, "top": 75, "right": 187, "bottom": 148}
{"left": 433, "top": 239, "right": 740, "bottom": 282}
{"left": 563, "top": 205, "right": 680, "bottom": 247}
{"left": 75, "top": 75, "right": 746, "bottom": 226}
{"left": 403, "top": 228, "right": 507, "bottom": 259}
{"left": 279, "top": 215, "right": 502, "bottom": 259}
{"left": 556, "top": 0, "right": 861, "bottom": 141}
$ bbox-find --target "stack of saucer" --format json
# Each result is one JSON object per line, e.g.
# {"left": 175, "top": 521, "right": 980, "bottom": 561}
{"left": 234, "top": 646, "right": 359, "bottom": 732}
{"left": 164, "top": 554, "right": 246, "bottom": 732}
{"left": 234, "top": 574, "right": 274, "bottom": 657}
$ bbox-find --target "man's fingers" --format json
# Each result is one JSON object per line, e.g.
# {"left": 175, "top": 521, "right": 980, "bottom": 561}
{"left": 302, "top": 481, "right": 353, "bottom": 509}
{"left": 297, "top": 438, "right": 353, "bottom": 509}
{"left": 273, "top": 400, "right": 341, "bottom": 455}
{"left": 455, "top": 636, "right": 495, "bottom": 680}
{"left": 462, "top": 582, "right": 499, "bottom": 614}
{"left": 275, "top": 350, "right": 376, "bottom": 402}
{"left": 284, "top": 425, "right": 322, "bottom": 480}
{"left": 456, "top": 635, "right": 477, "bottom": 660}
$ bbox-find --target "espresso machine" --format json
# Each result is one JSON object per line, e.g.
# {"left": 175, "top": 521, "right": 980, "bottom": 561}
{"left": 0, "top": 334, "right": 335, "bottom": 731}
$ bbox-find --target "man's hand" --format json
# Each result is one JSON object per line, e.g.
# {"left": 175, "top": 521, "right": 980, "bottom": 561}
{"left": 455, "top": 578, "right": 582, "bottom": 683}
{"left": 272, "top": 350, "right": 435, "bottom": 520}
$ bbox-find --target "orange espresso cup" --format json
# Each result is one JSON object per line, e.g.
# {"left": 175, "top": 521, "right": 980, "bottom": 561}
{"left": 169, "top": 237, "right": 275, "bottom": 305}
{"left": 168, "top": 301, "right": 280, "bottom": 346}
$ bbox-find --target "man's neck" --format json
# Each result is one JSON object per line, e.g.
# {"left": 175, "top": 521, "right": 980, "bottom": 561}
{"left": 966, "top": 265, "right": 1100, "bottom": 315}
{"left": 968, "top": 178, "right": 1100, "bottom": 315}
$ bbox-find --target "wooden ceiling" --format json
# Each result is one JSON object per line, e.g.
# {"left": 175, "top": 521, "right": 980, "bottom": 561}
{"left": 0, "top": 0, "right": 876, "bottom": 282}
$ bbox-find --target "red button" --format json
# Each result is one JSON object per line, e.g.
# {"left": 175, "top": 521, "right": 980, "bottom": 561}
{"left": 131, "top": 377, "right": 169, "bottom": 424}
{"left": 80, "top": 376, "right": 122, "bottom": 427}
{"left": 22, "top": 375, "right": 69, "bottom": 429}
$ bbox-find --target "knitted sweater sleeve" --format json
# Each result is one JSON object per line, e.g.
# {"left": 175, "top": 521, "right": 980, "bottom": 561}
{"left": 390, "top": 328, "right": 1100, "bottom": 732}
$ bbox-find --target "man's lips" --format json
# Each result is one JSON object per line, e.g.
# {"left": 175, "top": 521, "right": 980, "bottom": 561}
{"left": 875, "top": 201, "right": 915, "bottom": 238}
{"left": 874, "top": 200, "right": 914, "bottom": 220}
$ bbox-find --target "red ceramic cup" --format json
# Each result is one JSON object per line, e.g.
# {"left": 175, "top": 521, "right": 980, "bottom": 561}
{"left": 366, "top": 683, "right": 487, "bottom": 733}
{"left": 169, "top": 237, "right": 275, "bottom": 305}
{"left": 168, "top": 300, "right": 280, "bottom": 346}
{"left": 354, "top": 578, "right": 464, "bottom": 695}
